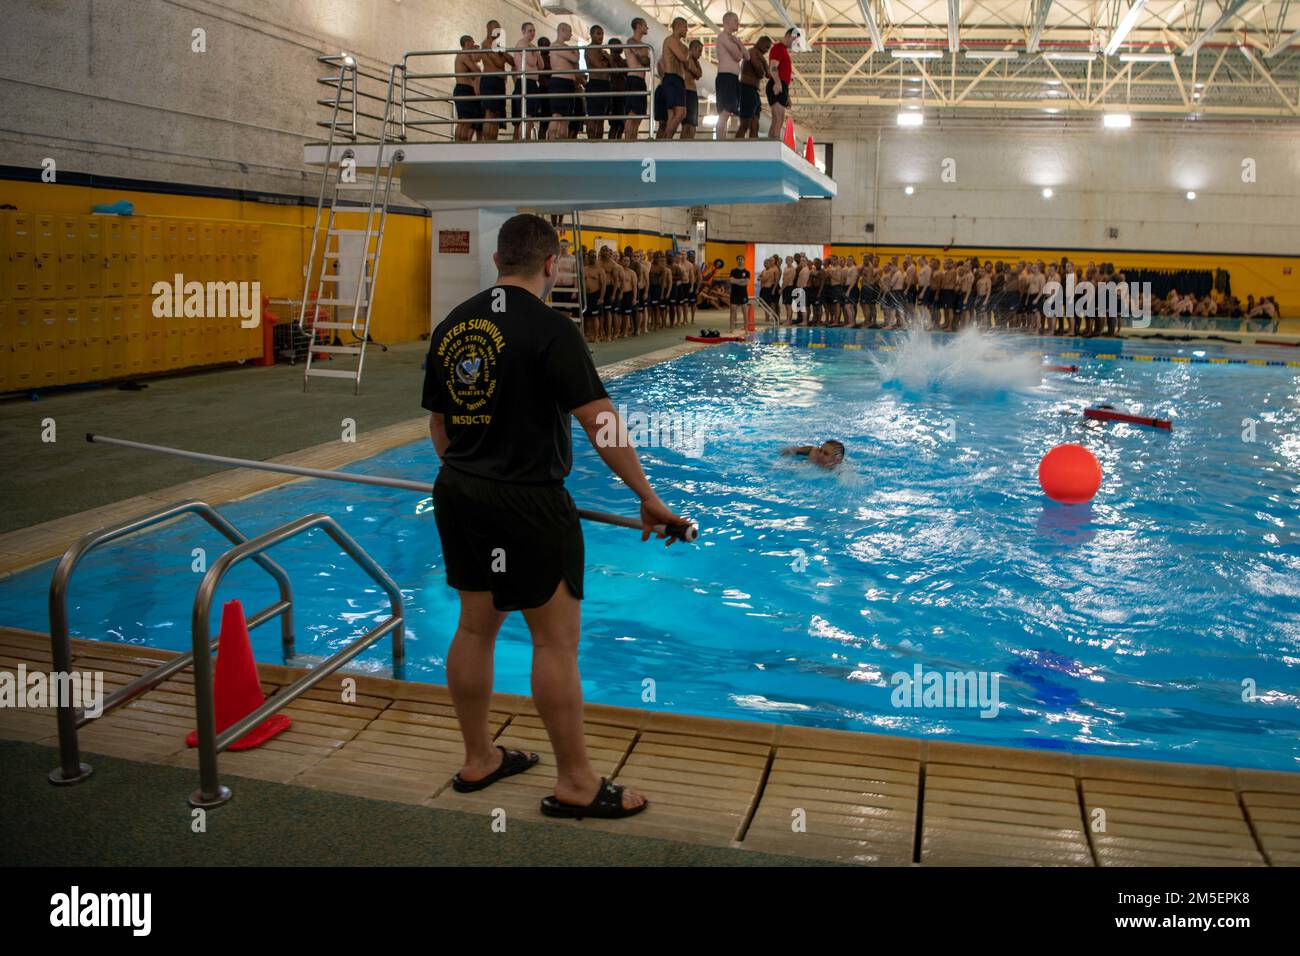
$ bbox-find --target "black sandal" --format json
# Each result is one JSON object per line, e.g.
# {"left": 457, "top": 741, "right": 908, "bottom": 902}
{"left": 451, "top": 746, "right": 539, "bottom": 793}
{"left": 540, "top": 777, "right": 647, "bottom": 820}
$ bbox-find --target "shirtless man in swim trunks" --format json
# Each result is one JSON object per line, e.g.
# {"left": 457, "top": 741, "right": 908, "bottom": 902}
{"left": 548, "top": 23, "right": 581, "bottom": 140}
{"left": 781, "top": 256, "right": 798, "bottom": 324}
{"left": 479, "top": 20, "right": 515, "bottom": 141}
{"left": 453, "top": 36, "right": 483, "bottom": 142}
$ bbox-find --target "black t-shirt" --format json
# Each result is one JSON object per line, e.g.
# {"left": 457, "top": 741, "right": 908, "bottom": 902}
{"left": 729, "top": 267, "right": 751, "bottom": 303}
{"left": 421, "top": 285, "right": 607, "bottom": 484}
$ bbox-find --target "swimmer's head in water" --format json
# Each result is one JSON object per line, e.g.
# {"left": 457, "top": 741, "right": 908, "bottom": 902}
{"left": 811, "top": 440, "right": 845, "bottom": 469}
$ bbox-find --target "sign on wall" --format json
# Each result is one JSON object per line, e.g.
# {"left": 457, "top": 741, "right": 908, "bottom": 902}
{"left": 438, "top": 230, "right": 470, "bottom": 254}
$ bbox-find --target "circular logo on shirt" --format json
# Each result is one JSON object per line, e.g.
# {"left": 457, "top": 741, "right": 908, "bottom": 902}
{"left": 437, "top": 317, "right": 505, "bottom": 413}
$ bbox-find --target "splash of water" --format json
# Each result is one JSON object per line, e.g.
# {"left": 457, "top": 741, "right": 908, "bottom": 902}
{"left": 872, "top": 327, "right": 1043, "bottom": 394}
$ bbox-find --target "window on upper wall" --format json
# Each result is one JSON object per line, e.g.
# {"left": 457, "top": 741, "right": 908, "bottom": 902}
{"left": 810, "top": 143, "right": 832, "bottom": 182}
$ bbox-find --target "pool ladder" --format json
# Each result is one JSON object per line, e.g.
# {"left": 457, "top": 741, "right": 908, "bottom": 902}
{"left": 47, "top": 499, "right": 405, "bottom": 808}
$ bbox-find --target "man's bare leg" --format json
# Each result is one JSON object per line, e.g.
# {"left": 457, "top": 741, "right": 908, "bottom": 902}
{"left": 448, "top": 590, "right": 524, "bottom": 781}
{"left": 523, "top": 582, "right": 646, "bottom": 811}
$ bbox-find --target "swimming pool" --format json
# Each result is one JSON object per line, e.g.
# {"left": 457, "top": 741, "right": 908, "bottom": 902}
{"left": 2, "top": 328, "right": 1298, "bottom": 771}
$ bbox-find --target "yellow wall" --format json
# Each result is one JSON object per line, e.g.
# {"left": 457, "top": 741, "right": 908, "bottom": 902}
{"left": 0, "top": 178, "right": 431, "bottom": 346}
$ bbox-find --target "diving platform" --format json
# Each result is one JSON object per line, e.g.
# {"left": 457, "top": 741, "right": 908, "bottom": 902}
{"left": 301, "top": 140, "right": 837, "bottom": 212}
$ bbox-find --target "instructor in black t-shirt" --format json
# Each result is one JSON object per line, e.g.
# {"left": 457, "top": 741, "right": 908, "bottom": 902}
{"left": 422, "top": 213, "right": 683, "bottom": 820}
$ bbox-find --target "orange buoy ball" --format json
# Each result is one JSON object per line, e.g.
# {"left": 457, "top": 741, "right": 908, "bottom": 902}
{"left": 1038, "top": 443, "right": 1102, "bottom": 504}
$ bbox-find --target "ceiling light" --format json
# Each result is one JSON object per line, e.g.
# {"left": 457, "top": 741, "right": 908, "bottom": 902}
{"left": 1044, "top": 52, "right": 1097, "bottom": 62}
{"left": 904, "top": 185, "right": 915, "bottom": 195}
{"left": 896, "top": 111, "right": 924, "bottom": 126}
{"left": 965, "top": 50, "right": 1018, "bottom": 60}
{"left": 1186, "top": 190, "right": 1196, "bottom": 200}
{"left": 891, "top": 49, "right": 944, "bottom": 59}
{"left": 1119, "top": 52, "right": 1174, "bottom": 63}
{"left": 1103, "top": 112, "right": 1132, "bottom": 128}
{"left": 1042, "top": 187, "right": 1054, "bottom": 198}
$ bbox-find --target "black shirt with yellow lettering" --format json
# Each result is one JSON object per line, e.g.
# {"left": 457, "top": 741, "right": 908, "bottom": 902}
{"left": 421, "top": 285, "right": 607, "bottom": 485}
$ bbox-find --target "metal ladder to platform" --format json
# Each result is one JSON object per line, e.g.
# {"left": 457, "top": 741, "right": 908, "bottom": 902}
{"left": 546, "top": 209, "right": 587, "bottom": 331}
{"left": 299, "top": 56, "right": 405, "bottom": 394}
{"left": 47, "top": 498, "right": 405, "bottom": 807}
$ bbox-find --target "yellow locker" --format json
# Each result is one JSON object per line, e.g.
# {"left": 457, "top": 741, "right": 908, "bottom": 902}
{"left": 230, "top": 224, "right": 247, "bottom": 284}
{"left": 0, "top": 302, "right": 9, "bottom": 393}
{"left": 142, "top": 218, "right": 164, "bottom": 291}
{"left": 180, "top": 221, "right": 199, "bottom": 287}
{"left": 57, "top": 216, "right": 81, "bottom": 299}
{"left": 197, "top": 222, "right": 216, "bottom": 285}
{"left": 83, "top": 300, "right": 105, "bottom": 380}
{"left": 56, "top": 301, "right": 83, "bottom": 384}
{"left": 214, "top": 223, "right": 232, "bottom": 286}
{"left": 33, "top": 214, "right": 59, "bottom": 298}
{"left": 123, "top": 219, "right": 145, "bottom": 295}
{"left": 246, "top": 224, "right": 261, "bottom": 283}
{"left": 9, "top": 302, "right": 37, "bottom": 390}
{"left": 143, "top": 295, "right": 165, "bottom": 371}
{"left": 162, "top": 219, "right": 183, "bottom": 282}
{"left": 80, "top": 216, "right": 102, "bottom": 297}
{"left": 164, "top": 305, "right": 185, "bottom": 370}
{"left": 4, "top": 212, "right": 36, "bottom": 299}
{"left": 103, "top": 299, "right": 128, "bottom": 378}
{"left": 34, "top": 302, "right": 61, "bottom": 387}
{"left": 101, "top": 216, "right": 125, "bottom": 297}
{"left": 124, "top": 298, "right": 147, "bottom": 374}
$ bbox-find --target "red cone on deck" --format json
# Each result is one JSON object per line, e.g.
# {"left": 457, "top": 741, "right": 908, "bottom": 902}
{"left": 783, "top": 117, "right": 796, "bottom": 150}
{"left": 804, "top": 134, "right": 816, "bottom": 163}
{"left": 185, "top": 599, "right": 291, "bottom": 750}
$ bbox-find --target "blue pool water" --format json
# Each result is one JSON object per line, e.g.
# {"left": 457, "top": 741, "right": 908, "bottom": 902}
{"left": 2, "top": 328, "right": 1298, "bottom": 771}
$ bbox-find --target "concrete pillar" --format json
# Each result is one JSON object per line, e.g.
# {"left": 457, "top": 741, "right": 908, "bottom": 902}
{"left": 429, "top": 208, "right": 512, "bottom": 333}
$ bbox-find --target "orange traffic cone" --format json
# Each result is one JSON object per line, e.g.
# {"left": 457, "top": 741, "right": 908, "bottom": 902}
{"left": 804, "top": 134, "right": 816, "bottom": 164}
{"left": 782, "top": 117, "right": 796, "bottom": 150}
{"left": 186, "top": 600, "right": 292, "bottom": 751}
{"left": 746, "top": 302, "right": 756, "bottom": 332}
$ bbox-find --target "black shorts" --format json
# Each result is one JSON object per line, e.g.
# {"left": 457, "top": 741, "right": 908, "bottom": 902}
{"left": 685, "top": 90, "right": 699, "bottom": 127}
{"left": 661, "top": 73, "right": 687, "bottom": 111}
{"left": 781, "top": 286, "right": 794, "bottom": 304}
{"left": 765, "top": 80, "right": 790, "bottom": 108}
{"left": 454, "top": 83, "right": 483, "bottom": 121}
{"left": 603, "top": 285, "right": 615, "bottom": 309}
{"left": 585, "top": 79, "right": 610, "bottom": 117}
{"left": 739, "top": 83, "right": 760, "bottom": 118}
{"left": 519, "top": 79, "right": 544, "bottom": 118}
{"left": 433, "top": 466, "right": 583, "bottom": 612}
{"left": 480, "top": 75, "right": 507, "bottom": 115}
{"left": 624, "top": 76, "right": 648, "bottom": 116}
{"left": 653, "top": 84, "right": 667, "bottom": 124}
{"left": 621, "top": 291, "right": 633, "bottom": 314}
{"left": 548, "top": 77, "right": 576, "bottom": 116}
{"left": 716, "top": 72, "right": 741, "bottom": 115}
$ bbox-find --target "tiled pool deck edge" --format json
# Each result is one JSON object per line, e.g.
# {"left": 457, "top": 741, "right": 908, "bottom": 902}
{"left": 1, "top": 627, "right": 1295, "bottom": 866}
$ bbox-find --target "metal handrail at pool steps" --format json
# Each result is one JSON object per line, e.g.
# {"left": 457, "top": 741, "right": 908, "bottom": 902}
{"left": 0, "top": 627, "right": 1295, "bottom": 866}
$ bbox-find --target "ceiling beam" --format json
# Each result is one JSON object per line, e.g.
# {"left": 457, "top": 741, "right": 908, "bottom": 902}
{"left": 1265, "top": 25, "right": 1300, "bottom": 58}
{"left": 948, "top": 0, "right": 961, "bottom": 53}
{"left": 1027, "top": 0, "right": 1053, "bottom": 54}
{"left": 1237, "top": 44, "right": 1300, "bottom": 112}
{"left": 768, "top": 1, "right": 798, "bottom": 30}
{"left": 1182, "top": 0, "right": 1250, "bottom": 56}
{"left": 676, "top": 0, "right": 720, "bottom": 31}
{"left": 855, "top": 0, "right": 886, "bottom": 50}
{"left": 1104, "top": 0, "right": 1149, "bottom": 55}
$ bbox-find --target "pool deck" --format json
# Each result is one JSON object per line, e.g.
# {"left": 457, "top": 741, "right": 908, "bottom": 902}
{"left": 2, "top": 627, "right": 1296, "bottom": 866}
{"left": 1, "top": 334, "right": 1298, "bottom": 866}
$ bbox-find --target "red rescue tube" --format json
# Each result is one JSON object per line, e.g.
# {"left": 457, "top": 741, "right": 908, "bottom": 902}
{"left": 685, "top": 335, "right": 745, "bottom": 343}
{"left": 1044, "top": 364, "right": 1079, "bottom": 372}
{"left": 1084, "top": 407, "right": 1172, "bottom": 430}
{"left": 1255, "top": 339, "right": 1299, "bottom": 348}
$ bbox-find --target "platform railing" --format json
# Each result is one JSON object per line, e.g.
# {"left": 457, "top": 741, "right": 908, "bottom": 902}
{"left": 313, "top": 44, "right": 658, "bottom": 146}
{"left": 188, "top": 512, "right": 404, "bottom": 808}
{"left": 47, "top": 500, "right": 294, "bottom": 786}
